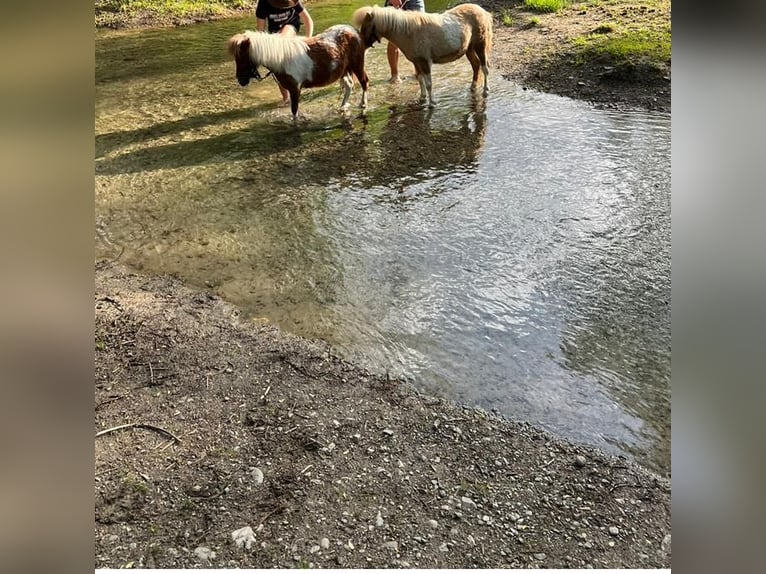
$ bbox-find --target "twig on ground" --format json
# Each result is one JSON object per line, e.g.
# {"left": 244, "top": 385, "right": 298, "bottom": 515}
{"left": 95, "top": 422, "right": 182, "bottom": 443}
{"left": 95, "top": 394, "right": 127, "bottom": 410}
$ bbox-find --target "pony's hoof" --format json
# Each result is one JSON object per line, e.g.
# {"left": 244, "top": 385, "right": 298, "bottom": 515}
{"left": 483, "top": 88, "right": 489, "bottom": 97}
{"left": 428, "top": 101, "right": 437, "bottom": 108}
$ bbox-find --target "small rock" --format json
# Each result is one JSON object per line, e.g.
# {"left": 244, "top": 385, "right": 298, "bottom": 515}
{"left": 382, "top": 541, "right": 398, "bottom": 551}
{"left": 439, "top": 542, "right": 449, "bottom": 552}
{"left": 231, "top": 526, "right": 256, "bottom": 550}
{"left": 574, "top": 455, "right": 587, "bottom": 467}
{"left": 375, "top": 511, "right": 384, "bottom": 528}
{"left": 608, "top": 541, "right": 615, "bottom": 547}
{"left": 661, "top": 533, "right": 671, "bottom": 553}
{"left": 608, "top": 526, "right": 620, "bottom": 536}
{"left": 460, "top": 496, "right": 477, "bottom": 511}
{"left": 534, "top": 553, "right": 547, "bottom": 560}
{"left": 509, "top": 512, "right": 521, "bottom": 522}
{"left": 309, "top": 545, "right": 320, "bottom": 554}
{"left": 427, "top": 519, "right": 438, "bottom": 529}
{"left": 320, "top": 538, "right": 330, "bottom": 549}
{"left": 194, "top": 546, "right": 216, "bottom": 561}
{"left": 383, "top": 429, "right": 394, "bottom": 436}
{"left": 345, "top": 540, "right": 355, "bottom": 551}
{"left": 251, "top": 467, "right": 264, "bottom": 485}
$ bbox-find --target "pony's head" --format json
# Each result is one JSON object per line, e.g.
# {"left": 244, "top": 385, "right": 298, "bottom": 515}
{"left": 227, "top": 33, "right": 263, "bottom": 86}
{"left": 351, "top": 7, "right": 381, "bottom": 49}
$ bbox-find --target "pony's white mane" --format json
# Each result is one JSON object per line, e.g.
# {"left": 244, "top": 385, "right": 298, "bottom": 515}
{"left": 243, "top": 30, "right": 309, "bottom": 71}
{"left": 352, "top": 6, "right": 444, "bottom": 36}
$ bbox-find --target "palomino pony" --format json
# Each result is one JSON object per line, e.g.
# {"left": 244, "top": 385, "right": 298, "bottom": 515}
{"left": 352, "top": 4, "right": 493, "bottom": 107}
{"left": 227, "top": 25, "right": 369, "bottom": 119}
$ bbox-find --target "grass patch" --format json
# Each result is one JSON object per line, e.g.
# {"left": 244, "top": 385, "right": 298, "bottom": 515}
{"left": 500, "top": 9, "right": 515, "bottom": 26}
{"left": 96, "top": 0, "right": 253, "bottom": 26}
{"left": 573, "top": 27, "right": 671, "bottom": 64}
{"left": 523, "top": 0, "right": 568, "bottom": 13}
{"left": 526, "top": 16, "right": 541, "bottom": 27}
{"left": 592, "top": 23, "right": 615, "bottom": 34}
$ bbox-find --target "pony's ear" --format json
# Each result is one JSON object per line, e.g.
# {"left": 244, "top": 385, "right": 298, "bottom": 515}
{"left": 226, "top": 34, "right": 250, "bottom": 57}
{"left": 364, "top": 12, "right": 374, "bottom": 24}
{"left": 226, "top": 35, "right": 240, "bottom": 57}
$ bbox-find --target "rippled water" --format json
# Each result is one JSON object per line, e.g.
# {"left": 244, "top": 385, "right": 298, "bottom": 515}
{"left": 96, "top": 8, "right": 671, "bottom": 474}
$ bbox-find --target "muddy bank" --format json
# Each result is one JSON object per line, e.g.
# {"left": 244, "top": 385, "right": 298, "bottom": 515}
{"left": 95, "top": 261, "right": 670, "bottom": 569}
{"left": 477, "top": 0, "right": 670, "bottom": 112}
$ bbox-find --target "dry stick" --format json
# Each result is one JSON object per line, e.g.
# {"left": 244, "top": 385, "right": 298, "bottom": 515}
{"left": 95, "top": 423, "right": 182, "bottom": 443}
{"left": 95, "top": 394, "right": 127, "bottom": 410}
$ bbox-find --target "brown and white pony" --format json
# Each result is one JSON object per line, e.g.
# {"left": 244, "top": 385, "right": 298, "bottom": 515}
{"left": 227, "top": 25, "right": 369, "bottom": 119}
{"left": 352, "top": 4, "right": 493, "bottom": 107}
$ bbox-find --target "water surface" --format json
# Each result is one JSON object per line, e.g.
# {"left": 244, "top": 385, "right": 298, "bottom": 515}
{"left": 96, "top": 7, "right": 671, "bottom": 474}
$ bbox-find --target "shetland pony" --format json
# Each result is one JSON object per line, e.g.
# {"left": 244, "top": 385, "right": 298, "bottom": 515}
{"left": 352, "top": 4, "right": 493, "bottom": 107}
{"left": 227, "top": 25, "right": 369, "bottom": 119}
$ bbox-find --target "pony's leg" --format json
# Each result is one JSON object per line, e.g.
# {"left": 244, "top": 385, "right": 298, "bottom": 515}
{"left": 287, "top": 86, "right": 301, "bottom": 119}
{"left": 412, "top": 59, "right": 433, "bottom": 106}
{"left": 352, "top": 55, "right": 369, "bottom": 110}
{"left": 478, "top": 42, "right": 490, "bottom": 96}
{"left": 466, "top": 49, "right": 482, "bottom": 91}
{"left": 339, "top": 75, "right": 353, "bottom": 111}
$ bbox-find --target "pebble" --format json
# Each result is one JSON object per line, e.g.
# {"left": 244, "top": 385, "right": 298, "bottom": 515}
{"left": 574, "top": 455, "right": 587, "bottom": 467}
{"left": 427, "top": 519, "right": 439, "bottom": 529}
{"left": 309, "top": 545, "right": 320, "bottom": 554}
{"left": 320, "top": 538, "right": 330, "bottom": 549}
{"left": 460, "top": 496, "right": 477, "bottom": 511}
{"left": 383, "top": 429, "right": 394, "bottom": 436}
{"left": 608, "top": 541, "right": 615, "bottom": 547}
{"left": 375, "top": 511, "right": 384, "bottom": 528}
{"left": 194, "top": 546, "right": 216, "bottom": 561}
{"left": 534, "top": 553, "right": 547, "bottom": 560}
{"left": 382, "top": 541, "right": 398, "bottom": 551}
{"left": 509, "top": 512, "right": 521, "bottom": 522}
{"left": 231, "top": 526, "right": 256, "bottom": 550}
{"left": 608, "top": 526, "right": 620, "bottom": 536}
{"left": 251, "top": 467, "right": 264, "bottom": 485}
{"left": 439, "top": 542, "right": 449, "bottom": 552}
{"left": 661, "top": 533, "right": 671, "bottom": 553}
{"left": 467, "top": 534, "right": 476, "bottom": 546}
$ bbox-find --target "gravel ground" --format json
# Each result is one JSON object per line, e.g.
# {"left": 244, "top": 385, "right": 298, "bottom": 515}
{"left": 95, "top": 261, "right": 671, "bottom": 569}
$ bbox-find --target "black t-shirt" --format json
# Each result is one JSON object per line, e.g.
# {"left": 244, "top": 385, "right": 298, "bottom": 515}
{"left": 255, "top": 0, "right": 305, "bottom": 34}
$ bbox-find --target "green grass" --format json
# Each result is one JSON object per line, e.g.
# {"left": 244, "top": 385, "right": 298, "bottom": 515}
{"left": 572, "top": 27, "right": 671, "bottom": 64}
{"left": 96, "top": 0, "right": 252, "bottom": 25}
{"left": 500, "top": 9, "right": 515, "bottom": 26}
{"left": 527, "top": 16, "right": 541, "bottom": 27}
{"left": 523, "top": 0, "right": 568, "bottom": 13}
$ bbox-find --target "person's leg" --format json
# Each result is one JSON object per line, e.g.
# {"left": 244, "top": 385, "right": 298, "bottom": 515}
{"left": 277, "top": 26, "right": 297, "bottom": 104}
{"left": 387, "top": 41, "right": 401, "bottom": 84}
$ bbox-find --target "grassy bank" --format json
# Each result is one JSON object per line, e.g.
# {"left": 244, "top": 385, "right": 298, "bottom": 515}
{"left": 95, "top": 0, "right": 254, "bottom": 29}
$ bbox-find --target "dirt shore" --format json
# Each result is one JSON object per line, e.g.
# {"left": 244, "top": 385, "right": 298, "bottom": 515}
{"left": 95, "top": 261, "right": 670, "bottom": 569}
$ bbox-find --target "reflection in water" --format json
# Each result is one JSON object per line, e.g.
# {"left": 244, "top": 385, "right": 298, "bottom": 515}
{"left": 96, "top": 15, "right": 670, "bottom": 474}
